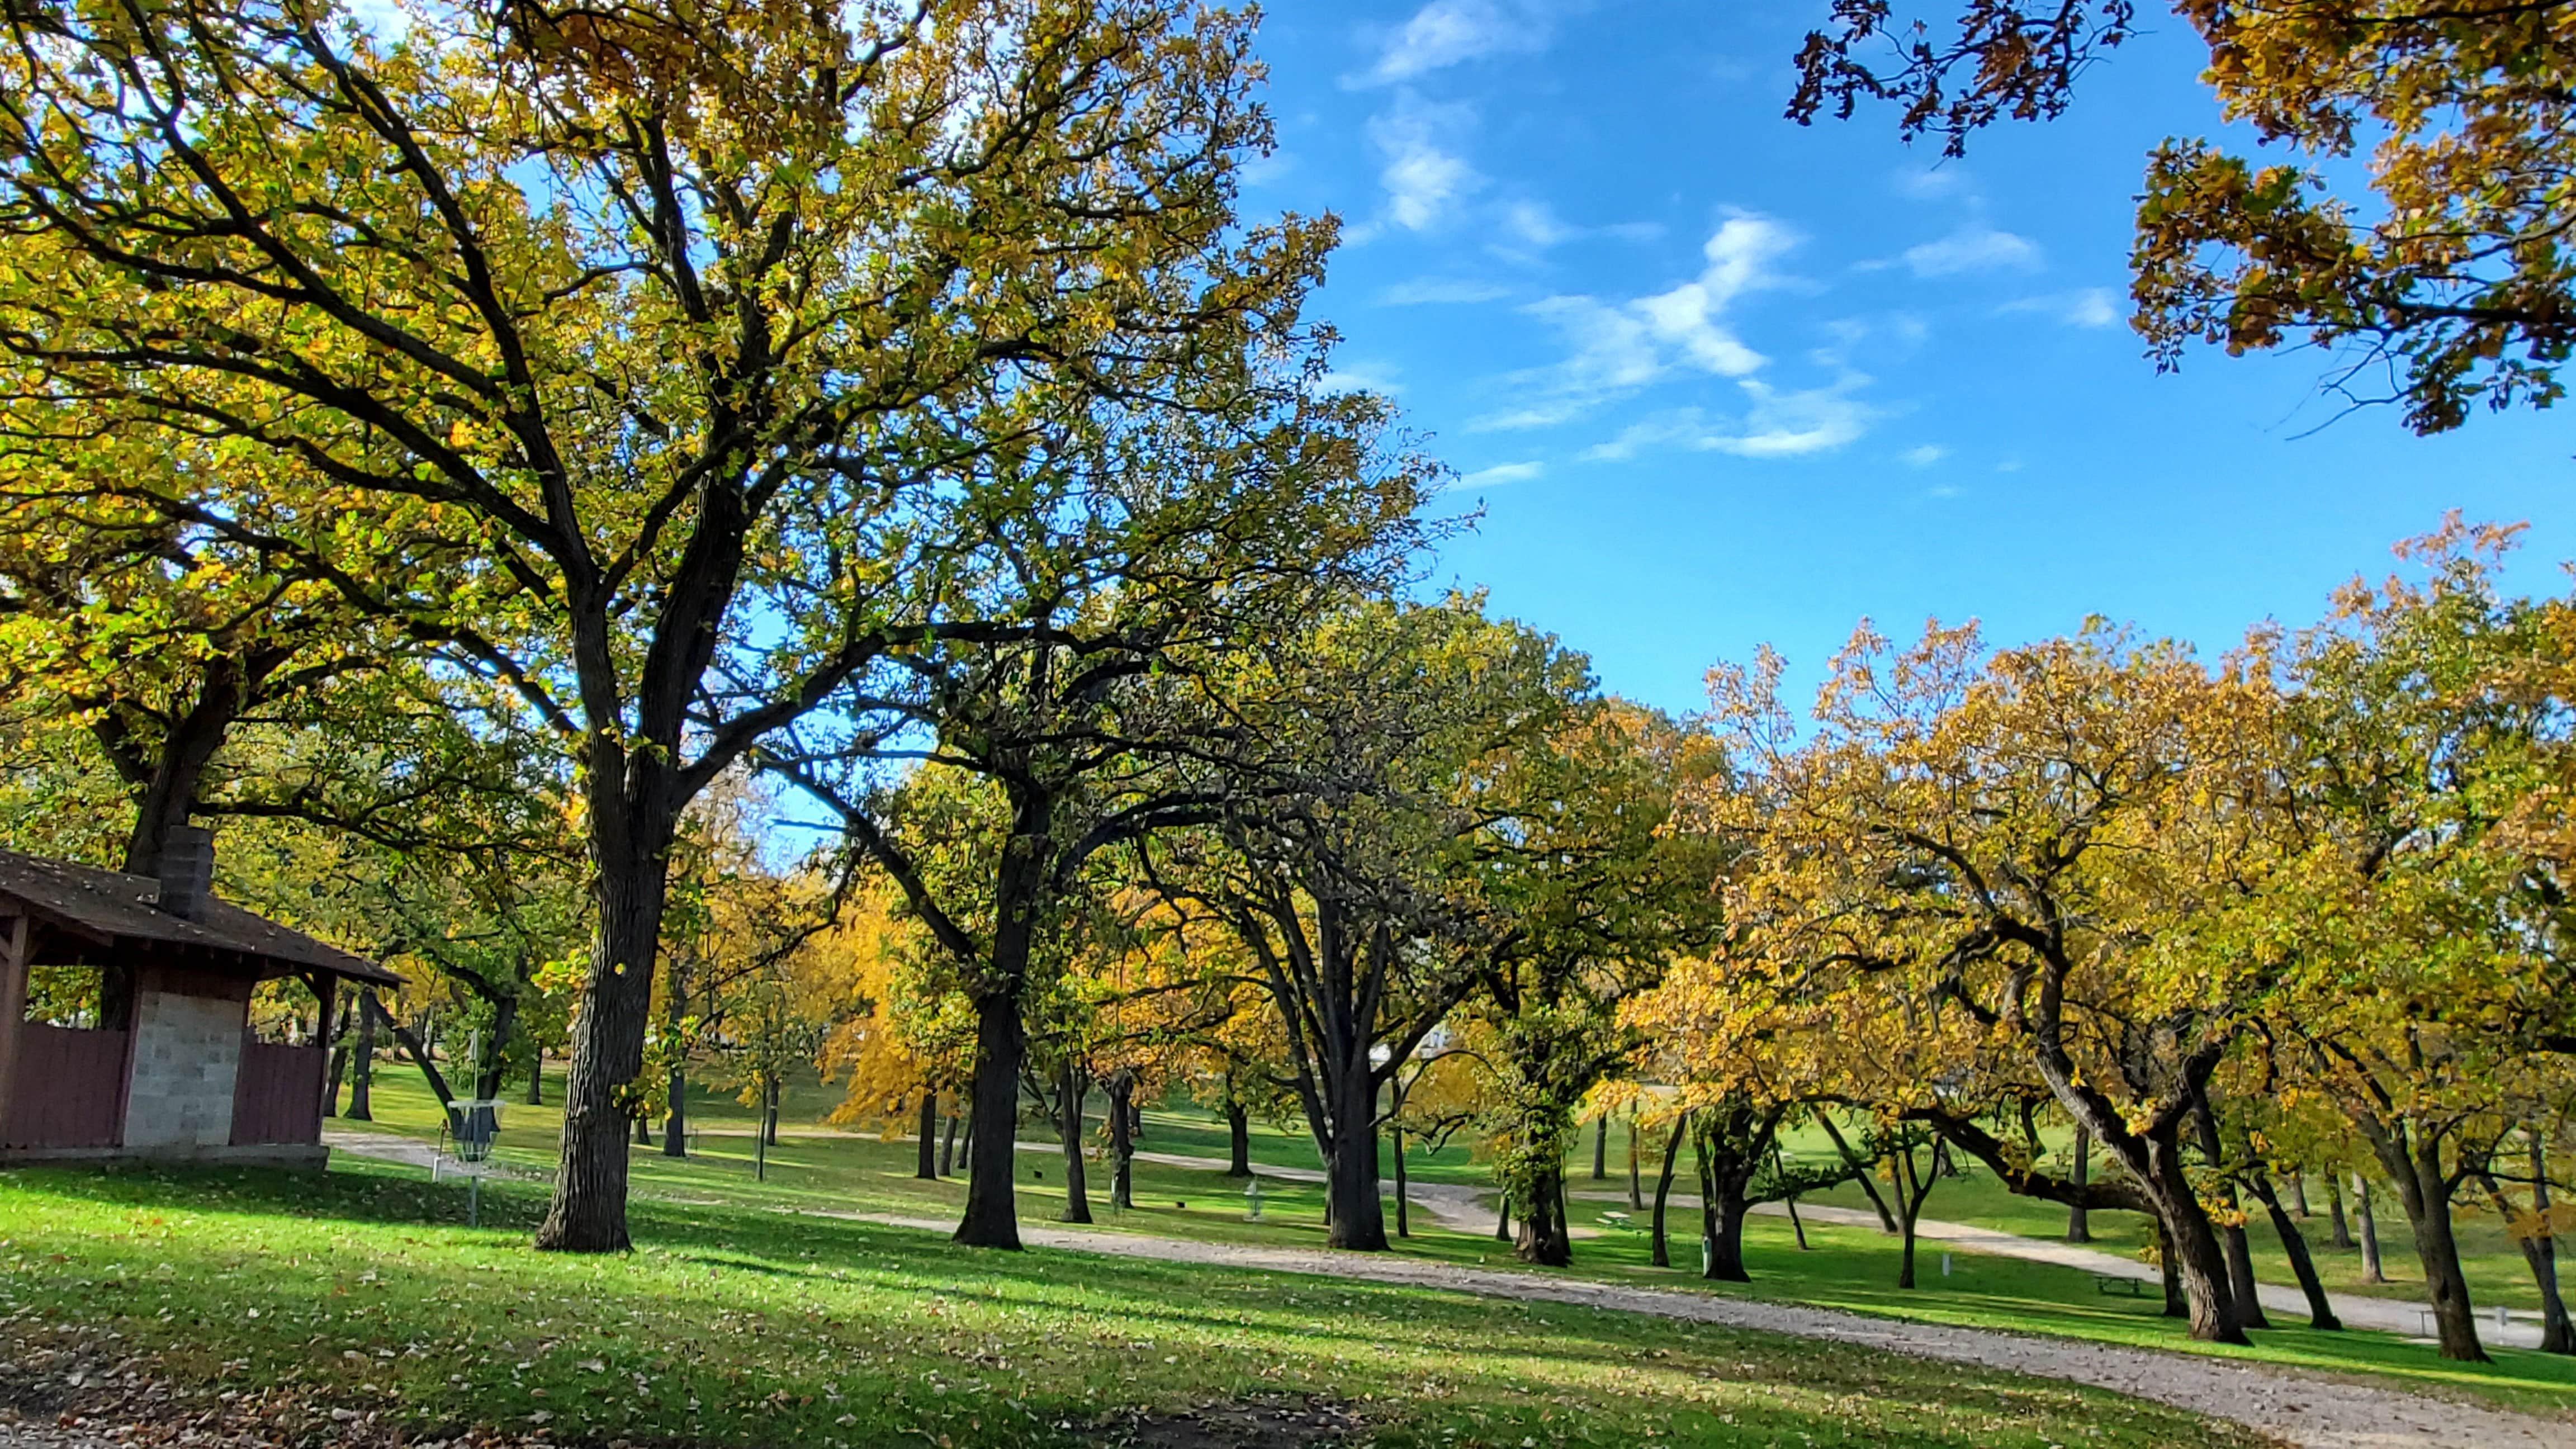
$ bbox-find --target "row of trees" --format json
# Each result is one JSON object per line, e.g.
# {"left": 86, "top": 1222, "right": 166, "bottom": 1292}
{"left": 1627, "top": 524, "right": 2576, "bottom": 1362}
{"left": 4, "top": 3, "right": 2574, "bottom": 1360}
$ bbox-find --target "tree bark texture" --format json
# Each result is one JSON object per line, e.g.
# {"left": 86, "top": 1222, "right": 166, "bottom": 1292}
{"left": 2355, "top": 1174, "right": 2387, "bottom": 1281}
{"left": 1056, "top": 1062, "right": 1092, "bottom": 1224}
{"left": 2066, "top": 1126, "right": 2092, "bottom": 1243}
{"left": 1106, "top": 1073, "right": 1135, "bottom": 1211}
{"left": 537, "top": 828, "right": 675, "bottom": 1253}
{"left": 1515, "top": 1161, "right": 1571, "bottom": 1266}
{"left": 1225, "top": 1100, "right": 1252, "bottom": 1177}
{"left": 917, "top": 1090, "right": 940, "bottom": 1181}
{"left": 345, "top": 993, "right": 376, "bottom": 1121}
{"left": 2365, "top": 1125, "right": 2486, "bottom": 1362}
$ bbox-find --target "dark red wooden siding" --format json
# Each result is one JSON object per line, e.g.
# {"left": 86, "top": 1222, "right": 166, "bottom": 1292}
{"left": 3, "top": 1023, "right": 128, "bottom": 1148}
{"left": 230, "top": 1039, "right": 325, "bottom": 1145}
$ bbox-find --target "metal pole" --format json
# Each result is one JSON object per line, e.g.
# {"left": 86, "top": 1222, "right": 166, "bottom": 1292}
{"left": 468, "top": 1173, "right": 480, "bottom": 1229}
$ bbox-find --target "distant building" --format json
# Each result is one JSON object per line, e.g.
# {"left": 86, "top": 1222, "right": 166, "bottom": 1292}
{"left": 0, "top": 828, "right": 399, "bottom": 1166}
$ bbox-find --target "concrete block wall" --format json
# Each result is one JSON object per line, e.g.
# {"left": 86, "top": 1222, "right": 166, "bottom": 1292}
{"left": 123, "top": 988, "right": 245, "bottom": 1148}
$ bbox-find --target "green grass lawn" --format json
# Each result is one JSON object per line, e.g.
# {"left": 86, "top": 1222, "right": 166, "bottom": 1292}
{"left": 321, "top": 1066, "right": 2576, "bottom": 1420}
{"left": 0, "top": 1161, "right": 2268, "bottom": 1449}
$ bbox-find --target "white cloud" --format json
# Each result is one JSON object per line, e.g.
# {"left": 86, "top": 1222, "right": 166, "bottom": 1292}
{"left": 1502, "top": 200, "right": 1574, "bottom": 250}
{"left": 1456, "top": 461, "right": 1545, "bottom": 489}
{"left": 1368, "top": 94, "right": 1482, "bottom": 233}
{"left": 1367, "top": 0, "right": 1552, "bottom": 84}
{"left": 1480, "top": 216, "right": 1794, "bottom": 430}
{"left": 1902, "top": 444, "right": 1948, "bottom": 467}
{"left": 1579, "top": 377, "right": 1875, "bottom": 462}
{"left": 2000, "top": 287, "right": 2123, "bottom": 328}
{"left": 1893, "top": 165, "right": 1970, "bottom": 201}
{"left": 1903, "top": 225, "right": 2041, "bottom": 277}
{"left": 1379, "top": 277, "right": 1512, "bottom": 306}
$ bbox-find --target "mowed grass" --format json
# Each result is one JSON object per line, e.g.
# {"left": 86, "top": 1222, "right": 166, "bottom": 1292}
{"left": 0, "top": 1162, "right": 2265, "bottom": 1449}
{"left": 325, "top": 1068, "right": 2576, "bottom": 1419}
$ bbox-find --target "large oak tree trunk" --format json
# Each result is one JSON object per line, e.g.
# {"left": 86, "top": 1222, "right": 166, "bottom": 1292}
{"left": 1515, "top": 1161, "right": 1571, "bottom": 1266}
{"left": 2137, "top": 1128, "right": 2248, "bottom": 1344}
{"left": 2366, "top": 1125, "right": 2487, "bottom": 1362}
{"left": 956, "top": 990, "right": 1027, "bottom": 1248}
{"left": 538, "top": 836, "right": 673, "bottom": 1253}
{"left": 1225, "top": 1099, "right": 1252, "bottom": 1177}
{"left": 1323, "top": 1058, "right": 1388, "bottom": 1250}
{"left": 1696, "top": 1148, "right": 1751, "bottom": 1284}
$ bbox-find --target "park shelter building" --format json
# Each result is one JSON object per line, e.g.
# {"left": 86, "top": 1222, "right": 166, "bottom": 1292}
{"left": 0, "top": 829, "right": 399, "bottom": 1165}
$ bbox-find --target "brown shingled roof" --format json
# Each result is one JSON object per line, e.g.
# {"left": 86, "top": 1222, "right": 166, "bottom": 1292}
{"left": 0, "top": 847, "right": 401, "bottom": 986}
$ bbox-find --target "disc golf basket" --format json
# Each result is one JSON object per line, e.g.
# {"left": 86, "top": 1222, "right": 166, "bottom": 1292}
{"left": 439, "top": 1100, "right": 504, "bottom": 1226}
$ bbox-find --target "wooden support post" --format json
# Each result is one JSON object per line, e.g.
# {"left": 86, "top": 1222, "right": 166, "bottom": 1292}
{"left": 0, "top": 912, "right": 29, "bottom": 1140}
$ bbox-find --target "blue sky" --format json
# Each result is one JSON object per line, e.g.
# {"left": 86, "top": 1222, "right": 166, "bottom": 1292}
{"left": 1238, "top": 1, "right": 2575, "bottom": 714}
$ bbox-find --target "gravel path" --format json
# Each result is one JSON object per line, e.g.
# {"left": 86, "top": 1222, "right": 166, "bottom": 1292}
{"left": 321, "top": 1128, "right": 2571, "bottom": 1447}
{"left": 855, "top": 1210, "right": 2567, "bottom": 1449}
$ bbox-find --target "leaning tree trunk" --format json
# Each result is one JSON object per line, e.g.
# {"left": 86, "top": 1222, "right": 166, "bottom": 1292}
{"left": 2327, "top": 1175, "right": 2352, "bottom": 1249}
{"left": 538, "top": 817, "right": 675, "bottom": 1253}
{"left": 1814, "top": 1109, "right": 1898, "bottom": 1233}
{"left": 1650, "top": 1112, "right": 1686, "bottom": 1267}
{"left": 2135, "top": 1124, "right": 2248, "bottom": 1344}
{"left": 1056, "top": 1062, "right": 1092, "bottom": 1224}
{"left": 2246, "top": 1167, "right": 2340, "bottom": 1330}
{"left": 2482, "top": 1162, "right": 2575, "bottom": 1354}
